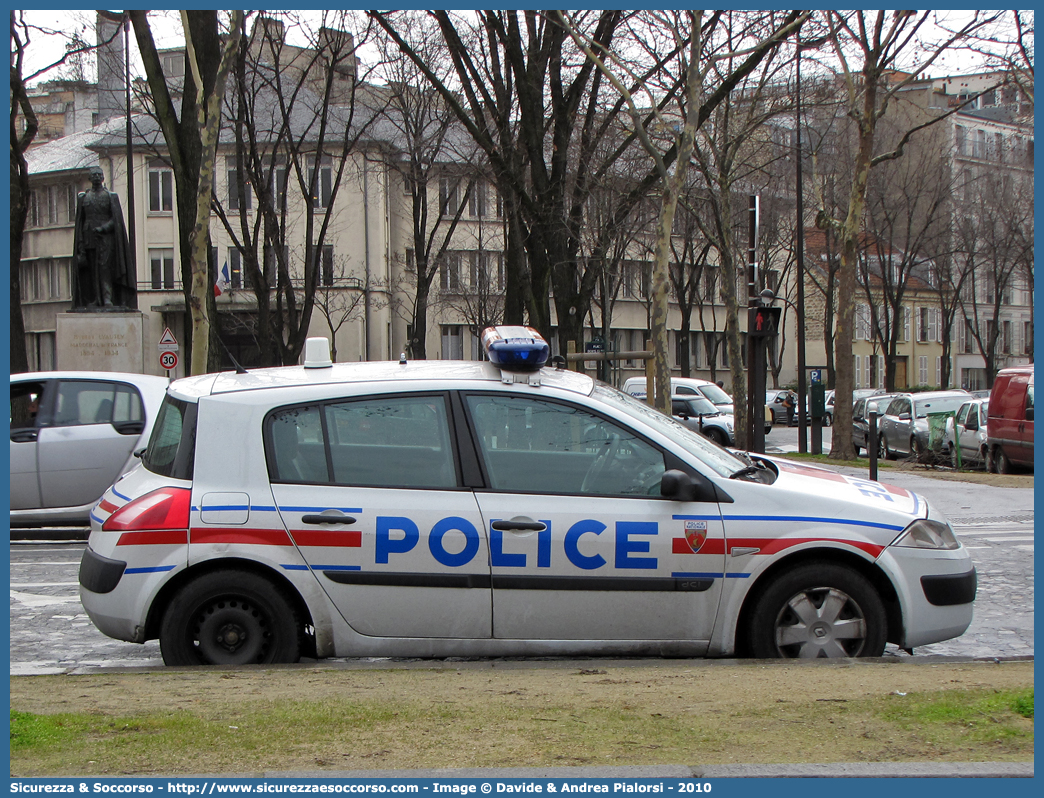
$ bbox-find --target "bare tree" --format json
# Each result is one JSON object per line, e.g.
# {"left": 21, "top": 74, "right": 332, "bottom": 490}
{"left": 860, "top": 123, "right": 953, "bottom": 390}
{"left": 374, "top": 15, "right": 484, "bottom": 360}
{"left": 311, "top": 254, "right": 369, "bottom": 363}
{"left": 560, "top": 10, "right": 807, "bottom": 429}
{"left": 10, "top": 12, "right": 121, "bottom": 374}
{"left": 814, "top": 9, "right": 1002, "bottom": 459}
{"left": 131, "top": 10, "right": 243, "bottom": 373}
{"left": 954, "top": 167, "right": 1034, "bottom": 386}
{"left": 215, "top": 12, "right": 379, "bottom": 366}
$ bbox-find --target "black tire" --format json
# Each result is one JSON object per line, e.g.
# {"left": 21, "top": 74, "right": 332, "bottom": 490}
{"left": 706, "top": 427, "right": 729, "bottom": 447}
{"left": 824, "top": 413, "right": 832, "bottom": 427}
{"left": 986, "top": 446, "right": 998, "bottom": 473}
{"left": 748, "top": 562, "right": 887, "bottom": 659}
{"left": 160, "top": 570, "right": 301, "bottom": 666}
{"left": 878, "top": 434, "right": 893, "bottom": 461}
{"left": 995, "top": 446, "right": 1012, "bottom": 474}
{"left": 852, "top": 441, "right": 862, "bottom": 457}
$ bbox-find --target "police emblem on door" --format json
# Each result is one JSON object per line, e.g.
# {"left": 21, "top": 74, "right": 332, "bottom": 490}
{"left": 684, "top": 520, "right": 708, "bottom": 553}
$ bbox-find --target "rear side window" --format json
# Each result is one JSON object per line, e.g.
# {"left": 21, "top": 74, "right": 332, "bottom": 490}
{"left": 142, "top": 395, "right": 196, "bottom": 479}
{"left": 266, "top": 394, "right": 458, "bottom": 489}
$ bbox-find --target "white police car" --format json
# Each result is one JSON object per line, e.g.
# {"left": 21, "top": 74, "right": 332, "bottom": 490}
{"left": 79, "top": 326, "right": 976, "bottom": 665}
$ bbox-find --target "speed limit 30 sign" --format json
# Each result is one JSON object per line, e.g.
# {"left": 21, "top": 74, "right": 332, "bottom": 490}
{"left": 160, "top": 350, "right": 178, "bottom": 371}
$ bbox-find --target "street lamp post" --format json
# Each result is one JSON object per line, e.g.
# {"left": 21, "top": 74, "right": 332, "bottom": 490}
{"left": 795, "top": 38, "right": 807, "bottom": 453}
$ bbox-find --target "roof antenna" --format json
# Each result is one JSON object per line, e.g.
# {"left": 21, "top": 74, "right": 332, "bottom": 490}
{"left": 215, "top": 335, "right": 248, "bottom": 374}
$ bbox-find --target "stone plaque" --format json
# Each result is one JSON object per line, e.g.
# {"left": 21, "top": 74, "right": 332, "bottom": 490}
{"left": 56, "top": 312, "right": 145, "bottom": 372}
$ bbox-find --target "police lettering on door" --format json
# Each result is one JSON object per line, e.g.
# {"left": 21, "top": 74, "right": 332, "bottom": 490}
{"left": 376, "top": 515, "right": 663, "bottom": 570}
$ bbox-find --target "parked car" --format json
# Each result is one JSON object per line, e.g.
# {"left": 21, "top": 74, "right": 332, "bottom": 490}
{"left": 943, "top": 398, "right": 990, "bottom": 469}
{"left": 851, "top": 391, "right": 897, "bottom": 457}
{"left": 877, "top": 390, "right": 971, "bottom": 460}
{"left": 986, "top": 366, "right": 1034, "bottom": 473}
{"left": 624, "top": 376, "right": 771, "bottom": 435}
{"left": 671, "top": 395, "right": 734, "bottom": 446}
{"left": 10, "top": 371, "right": 170, "bottom": 527}
{"left": 968, "top": 389, "right": 992, "bottom": 400}
{"left": 79, "top": 329, "right": 975, "bottom": 666}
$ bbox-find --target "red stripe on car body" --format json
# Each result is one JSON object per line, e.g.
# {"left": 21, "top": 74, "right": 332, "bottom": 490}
{"left": 190, "top": 528, "right": 293, "bottom": 546}
{"left": 289, "top": 529, "right": 362, "bottom": 548}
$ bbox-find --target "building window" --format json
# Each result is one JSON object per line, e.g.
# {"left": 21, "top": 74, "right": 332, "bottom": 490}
{"left": 441, "top": 325, "right": 463, "bottom": 360}
{"left": 854, "top": 355, "right": 861, "bottom": 388}
{"left": 149, "top": 248, "right": 175, "bottom": 290}
{"left": 308, "top": 156, "right": 333, "bottom": 209}
{"left": 469, "top": 251, "right": 503, "bottom": 293}
{"left": 317, "top": 245, "right": 334, "bottom": 287}
{"left": 919, "top": 356, "right": 928, "bottom": 386}
{"left": 226, "top": 156, "right": 251, "bottom": 212}
{"left": 148, "top": 162, "right": 173, "bottom": 212}
{"left": 468, "top": 179, "right": 486, "bottom": 218}
{"left": 25, "top": 331, "right": 56, "bottom": 371}
{"left": 1025, "top": 321, "right": 1033, "bottom": 355}
{"left": 973, "top": 129, "right": 987, "bottom": 159}
{"left": 1002, "top": 320, "right": 1012, "bottom": 354}
{"left": 955, "top": 125, "right": 966, "bottom": 157}
{"left": 227, "top": 248, "right": 243, "bottom": 290}
{"left": 405, "top": 249, "right": 415, "bottom": 273}
{"left": 439, "top": 177, "right": 459, "bottom": 217}
{"left": 20, "top": 259, "right": 67, "bottom": 302}
{"left": 440, "top": 252, "right": 462, "bottom": 292}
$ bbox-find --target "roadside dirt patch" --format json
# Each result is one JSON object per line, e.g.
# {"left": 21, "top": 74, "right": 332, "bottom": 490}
{"left": 10, "top": 659, "right": 1034, "bottom": 775}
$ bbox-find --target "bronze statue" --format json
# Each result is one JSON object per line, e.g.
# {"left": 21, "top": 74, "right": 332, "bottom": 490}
{"left": 71, "top": 166, "right": 136, "bottom": 310}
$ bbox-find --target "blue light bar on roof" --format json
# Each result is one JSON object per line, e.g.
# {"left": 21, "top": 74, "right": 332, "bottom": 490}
{"left": 481, "top": 325, "right": 550, "bottom": 371}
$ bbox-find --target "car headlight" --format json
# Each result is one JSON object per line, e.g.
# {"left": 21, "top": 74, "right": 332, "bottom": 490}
{"left": 892, "top": 519, "right": 960, "bottom": 550}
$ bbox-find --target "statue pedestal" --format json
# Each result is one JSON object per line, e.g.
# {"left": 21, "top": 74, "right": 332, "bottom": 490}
{"left": 56, "top": 311, "right": 145, "bottom": 373}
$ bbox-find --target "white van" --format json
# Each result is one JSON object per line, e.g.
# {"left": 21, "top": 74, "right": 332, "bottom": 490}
{"left": 624, "top": 377, "right": 771, "bottom": 435}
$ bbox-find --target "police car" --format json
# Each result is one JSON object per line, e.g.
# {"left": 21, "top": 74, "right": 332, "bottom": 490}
{"left": 79, "top": 326, "right": 976, "bottom": 666}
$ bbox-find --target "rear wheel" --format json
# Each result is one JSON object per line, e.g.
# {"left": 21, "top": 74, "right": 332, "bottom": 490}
{"left": 748, "top": 563, "right": 886, "bottom": 659}
{"left": 994, "top": 446, "right": 1012, "bottom": 474}
{"left": 160, "top": 570, "right": 301, "bottom": 666}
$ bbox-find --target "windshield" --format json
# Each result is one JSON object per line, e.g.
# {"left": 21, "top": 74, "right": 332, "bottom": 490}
{"left": 679, "top": 396, "right": 719, "bottom": 415}
{"left": 915, "top": 395, "right": 970, "bottom": 417}
{"left": 698, "top": 383, "right": 732, "bottom": 406}
{"left": 593, "top": 384, "right": 746, "bottom": 477}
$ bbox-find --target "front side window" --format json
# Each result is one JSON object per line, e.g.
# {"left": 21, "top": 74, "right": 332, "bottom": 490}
{"left": 11, "top": 381, "right": 47, "bottom": 430}
{"left": 466, "top": 394, "right": 666, "bottom": 497}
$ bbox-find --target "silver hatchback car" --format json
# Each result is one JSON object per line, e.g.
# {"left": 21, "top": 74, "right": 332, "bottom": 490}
{"left": 877, "top": 390, "right": 971, "bottom": 459}
{"left": 10, "top": 371, "right": 169, "bottom": 527}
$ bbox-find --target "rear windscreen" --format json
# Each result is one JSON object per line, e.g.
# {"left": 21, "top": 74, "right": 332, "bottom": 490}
{"left": 142, "top": 395, "right": 196, "bottom": 479}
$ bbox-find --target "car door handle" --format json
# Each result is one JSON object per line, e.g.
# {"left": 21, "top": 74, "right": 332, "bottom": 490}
{"left": 113, "top": 420, "right": 145, "bottom": 436}
{"left": 301, "top": 513, "right": 357, "bottom": 525}
{"left": 490, "top": 518, "right": 547, "bottom": 532}
{"left": 10, "top": 430, "right": 38, "bottom": 443}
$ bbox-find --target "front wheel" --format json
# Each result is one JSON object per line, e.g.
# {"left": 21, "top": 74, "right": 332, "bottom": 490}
{"left": 748, "top": 562, "right": 887, "bottom": 659}
{"left": 160, "top": 570, "right": 302, "bottom": 666}
{"left": 705, "top": 427, "right": 729, "bottom": 447}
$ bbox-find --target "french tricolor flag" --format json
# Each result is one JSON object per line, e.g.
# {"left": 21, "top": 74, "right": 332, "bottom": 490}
{"left": 214, "top": 262, "right": 231, "bottom": 296}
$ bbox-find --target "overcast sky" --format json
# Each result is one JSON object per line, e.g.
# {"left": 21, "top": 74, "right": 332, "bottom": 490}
{"left": 18, "top": 10, "right": 1006, "bottom": 89}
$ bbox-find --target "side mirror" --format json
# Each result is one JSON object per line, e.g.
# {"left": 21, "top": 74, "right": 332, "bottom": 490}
{"left": 1026, "top": 407, "right": 1034, "bottom": 422}
{"left": 660, "top": 469, "right": 718, "bottom": 503}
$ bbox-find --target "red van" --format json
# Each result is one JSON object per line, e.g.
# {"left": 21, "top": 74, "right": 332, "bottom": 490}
{"left": 986, "top": 366, "right": 1034, "bottom": 473}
